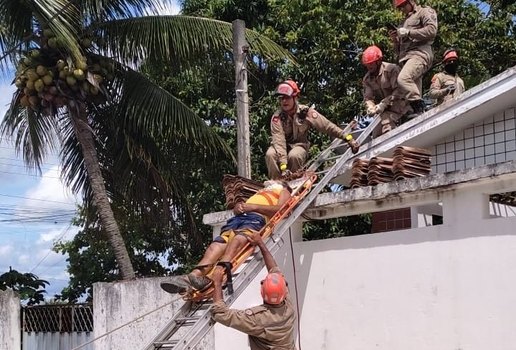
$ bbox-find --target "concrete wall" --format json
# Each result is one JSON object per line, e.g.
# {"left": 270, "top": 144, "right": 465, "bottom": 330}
{"left": 212, "top": 171, "right": 516, "bottom": 350}
{"left": 92, "top": 277, "right": 210, "bottom": 350}
{"left": 0, "top": 289, "right": 20, "bottom": 350}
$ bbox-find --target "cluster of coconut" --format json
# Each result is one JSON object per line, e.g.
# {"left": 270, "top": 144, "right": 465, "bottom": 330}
{"left": 14, "top": 28, "right": 115, "bottom": 115}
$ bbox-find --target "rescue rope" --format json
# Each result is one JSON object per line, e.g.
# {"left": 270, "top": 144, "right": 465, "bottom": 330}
{"left": 288, "top": 228, "right": 303, "bottom": 350}
{"left": 70, "top": 294, "right": 183, "bottom": 350}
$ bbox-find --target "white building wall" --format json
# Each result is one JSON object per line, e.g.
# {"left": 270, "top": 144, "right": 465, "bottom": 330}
{"left": 431, "top": 107, "right": 516, "bottom": 173}
{"left": 0, "top": 289, "right": 20, "bottom": 350}
{"left": 214, "top": 177, "right": 516, "bottom": 350}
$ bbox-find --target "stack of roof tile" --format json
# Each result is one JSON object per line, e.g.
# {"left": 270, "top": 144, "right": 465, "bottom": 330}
{"left": 222, "top": 174, "right": 264, "bottom": 209}
{"left": 350, "top": 158, "right": 370, "bottom": 188}
{"left": 367, "top": 157, "right": 395, "bottom": 186}
{"left": 393, "top": 146, "right": 432, "bottom": 180}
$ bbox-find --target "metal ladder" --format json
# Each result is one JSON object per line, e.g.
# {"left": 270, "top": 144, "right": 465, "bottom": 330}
{"left": 143, "top": 116, "right": 381, "bottom": 350}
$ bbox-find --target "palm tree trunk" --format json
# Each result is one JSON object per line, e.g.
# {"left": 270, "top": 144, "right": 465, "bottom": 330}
{"left": 70, "top": 103, "right": 135, "bottom": 279}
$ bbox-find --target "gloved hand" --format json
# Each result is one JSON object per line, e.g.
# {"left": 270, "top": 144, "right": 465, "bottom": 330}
{"left": 366, "top": 104, "right": 376, "bottom": 116}
{"left": 281, "top": 169, "right": 292, "bottom": 178}
{"left": 374, "top": 101, "right": 387, "bottom": 114}
{"left": 279, "top": 163, "right": 291, "bottom": 177}
{"left": 397, "top": 27, "right": 410, "bottom": 38}
{"left": 341, "top": 133, "right": 360, "bottom": 154}
{"left": 445, "top": 84, "right": 456, "bottom": 93}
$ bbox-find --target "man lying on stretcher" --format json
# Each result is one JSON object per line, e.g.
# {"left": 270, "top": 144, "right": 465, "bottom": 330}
{"left": 161, "top": 180, "right": 292, "bottom": 294}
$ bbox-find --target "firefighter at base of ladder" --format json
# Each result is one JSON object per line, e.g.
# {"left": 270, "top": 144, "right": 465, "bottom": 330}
{"left": 361, "top": 45, "right": 411, "bottom": 137}
{"left": 211, "top": 230, "right": 297, "bottom": 350}
{"left": 428, "top": 49, "right": 465, "bottom": 107}
{"left": 265, "top": 80, "right": 359, "bottom": 180}
{"left": 389, "top": 0, "right": 438, "bottom": 117}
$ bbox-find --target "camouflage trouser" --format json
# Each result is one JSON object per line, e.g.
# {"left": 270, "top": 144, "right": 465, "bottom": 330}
{"left": 396, "top": 56, "right": 430, "bottom": 101}
{"left": 265, "top": 145, "right": 307, "bottom": 179}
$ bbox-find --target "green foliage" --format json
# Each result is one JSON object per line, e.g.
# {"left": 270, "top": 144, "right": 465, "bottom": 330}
{"left": 0, "top": 267, "right": 49, "bottom": 305}
{"left": 303, "top": 215, "right": 372, "bottom": 241}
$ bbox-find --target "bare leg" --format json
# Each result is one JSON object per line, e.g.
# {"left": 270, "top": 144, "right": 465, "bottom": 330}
{"left": 190, "top": 241, "right": 227, "bottom": 277}
{"left": 219, "top": 234, "right": 248, "bottom": 263}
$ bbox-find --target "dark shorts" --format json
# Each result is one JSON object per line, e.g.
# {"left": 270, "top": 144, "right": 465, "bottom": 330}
{"left": 214, "top": 213, "right": 266, "bottom": 244}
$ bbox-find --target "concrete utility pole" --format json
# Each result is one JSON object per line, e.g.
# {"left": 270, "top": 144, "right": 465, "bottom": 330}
{"left": 232, "top": 19, "right": 251, "bottom": 179}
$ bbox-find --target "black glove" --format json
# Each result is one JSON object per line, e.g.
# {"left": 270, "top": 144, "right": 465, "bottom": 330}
{"left": 445, "top": 84, "right": 456, "bottom": 93}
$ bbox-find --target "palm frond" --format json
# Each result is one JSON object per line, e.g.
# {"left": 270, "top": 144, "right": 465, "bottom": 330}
{"left": 79, "top": 0, "right": 166, "bottom": 23}
{"left": 90, "top": 16, "right": 295, "bottom": 67}
{"left": 30, "top": 0, "right": 83, "bottom": 63}
{"left": 0, "top": 91, "right": 61, "bottom": 172}
{"left": 0, "top": 0, "right": 33, "bottom": 72}
{"left": 113, "top": 68, "right": 234, "bottom": 160}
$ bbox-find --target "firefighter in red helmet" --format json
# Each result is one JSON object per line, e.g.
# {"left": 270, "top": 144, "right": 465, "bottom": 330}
{"left": 389, "top": 0, "right": 438, "bottom": 117}
{"left": 265, "top": 80, "right": 359, "bottom": 179}
{"left": 428, "top": 49, "right": 465, "bottom": 106}
{"left": 211, "top": 231, "right": 296, "bottom": 350}
{"left": 361, "top": 45, "right": 409, "bottom": 137}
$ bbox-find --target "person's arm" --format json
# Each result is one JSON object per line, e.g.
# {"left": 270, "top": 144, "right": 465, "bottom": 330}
{"left": 212, "top": 266, "right": 225, "bottom": 303}
{"left": 428, "top": 74, "right": 447, "bottom": 99}
{"left": 235, "top": 187, "right": 290, "bottom": 219}
{"left": 363, "top": 78, "right": 377, "bottom": 114}
{"left": 305, "top": 108, "right": 347, "bottom": 139}
{"left": 246, "top": 231, "right": 278, "bottom": 272}
{"left": 211, "top": 267, "right": 265, "bottom": 336}
{"left": 405, "top": 7, "right": 438, "bottom": 42}
{"left": 270, "top": 114, "right": 288, "bottom": 166}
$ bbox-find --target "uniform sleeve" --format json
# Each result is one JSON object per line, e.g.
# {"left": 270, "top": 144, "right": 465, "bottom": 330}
{"left": 305, "top": 108, "right": 344, "bottom": 139}
{"left": 270, "top": 114, "right": 288, "bottom": 165}
{"left": 211, "top": 301, "right": 264, "bottom": 336}
{"left": 428, "top": 73, "right": 446, "bottom": 99}
{"left": 408, "top": 7, "right": 438, "bottom": 42}
{"left": 362, "top": 77, "right": 376, "bottom": 111}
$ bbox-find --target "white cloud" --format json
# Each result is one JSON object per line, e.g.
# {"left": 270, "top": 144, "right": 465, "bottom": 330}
{"left": 23, "top": 165, "right": 78, "bottom": 208}
{"left": 160, "top": 2, "right": 181, "bottom": 15}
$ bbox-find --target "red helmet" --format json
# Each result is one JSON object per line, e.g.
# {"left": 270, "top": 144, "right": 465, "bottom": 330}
{"left": 394, "top": 0, "right": 408, "bottom": 7}
{"left": 443, "top": 49, "right": 458, "bottom": 63}
{"left": 260, "top": 272, "right": 287, "bottom": 305}
{"left": 362, "top": 45, "right": 383, "bottom": 65}
{"left": 275, "top": 80, "right": 300, "bottom": 97}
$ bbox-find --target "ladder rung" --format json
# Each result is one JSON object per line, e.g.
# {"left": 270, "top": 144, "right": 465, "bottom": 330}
{"left": 153, "top": 340, "right": 178, "bottom": 348}
{"left": 175, "top": 317, "right": 199, "bottom": 325}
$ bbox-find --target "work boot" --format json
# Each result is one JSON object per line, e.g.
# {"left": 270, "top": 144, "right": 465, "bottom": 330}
{"left": 160, "top": 275, "right": 192, "bottom": 294}
{"left": 187, "top": 274, "right": 212, "bottom": 291}
{"left": 407, "top": 99, "right": 425, "bottom": 118}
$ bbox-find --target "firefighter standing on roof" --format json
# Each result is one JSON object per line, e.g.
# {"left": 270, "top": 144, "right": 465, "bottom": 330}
{"left": 389, "top": 0, "right": 438, "bottom": 116}
{"left": 361, "top": 45, "right": 409, "bottom": 137}
{"left": 265, "top": 80, "right": 358, "bottom": 179}
{"left": 428, "top": 49, "right": 465, "bottom": 107}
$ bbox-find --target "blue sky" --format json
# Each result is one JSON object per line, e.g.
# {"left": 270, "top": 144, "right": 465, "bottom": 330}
{"left": 0, "top": 82, "right": 79, "bottom": 297}
{"left": 0, "top": 1, "right": 181, "bottom": 300}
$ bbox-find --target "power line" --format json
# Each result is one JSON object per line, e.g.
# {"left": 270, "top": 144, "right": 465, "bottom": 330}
{"left": 0, "top": 193, "right": 77, "bottom": 206}
{"left": 0, "top": 170, "right": 61, "bottom": 179}
{"left": 0, "top": 156, "right": 61, "bottom": 166}
{"left": 30, "top": 223, "right": 73, "bottom": 273}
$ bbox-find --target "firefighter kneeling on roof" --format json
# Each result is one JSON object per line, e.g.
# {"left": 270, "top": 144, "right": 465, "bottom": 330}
{"left": 211, "top": 230, "right": 297, "bottom": 350}
{"left": 361, "top": 45, "right": 410, "bottom": 137}
{"left": 265, "top": 80, "right": 359, "bottom": 180}
{"left": 161, "top": 180, "right": 291, "bottom": 293}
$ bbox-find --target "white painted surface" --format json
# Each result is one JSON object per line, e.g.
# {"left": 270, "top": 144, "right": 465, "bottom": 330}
{"left": 93, "top": 277, "right": 193, "bottom": 350}
{"left": 0, "top": 289, "right": 20, "bottom": 350}
{"left": 212, "top": 180, "right": 516, "bottom": 350}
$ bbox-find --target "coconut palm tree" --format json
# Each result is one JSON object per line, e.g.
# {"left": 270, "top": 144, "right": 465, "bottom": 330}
{"left": 0, "top": 0, "right": 293, "bottom": 279}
